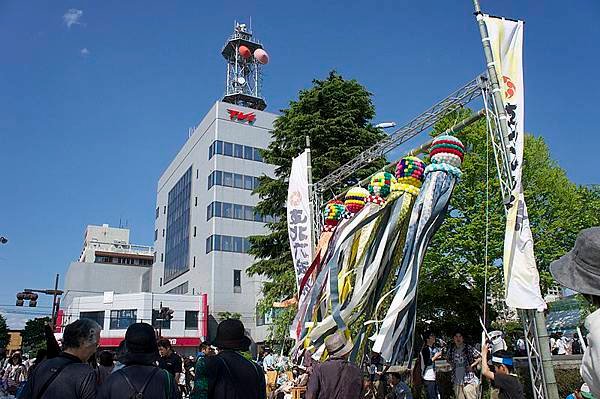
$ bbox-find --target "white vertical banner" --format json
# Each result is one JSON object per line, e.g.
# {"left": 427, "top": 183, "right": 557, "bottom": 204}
{"left": 287, "top": 150, "right": 313, "bottom": 291}
{"left": 483, "top": 15, "right": 546, "bottom": 310}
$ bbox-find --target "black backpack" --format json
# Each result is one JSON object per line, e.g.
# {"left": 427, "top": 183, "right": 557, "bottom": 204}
{"left": 118, "top": 367, "right": 161, "bottom": 399}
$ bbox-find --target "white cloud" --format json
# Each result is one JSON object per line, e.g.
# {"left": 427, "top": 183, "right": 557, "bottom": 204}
{"left": 80, "top": 48, "right": 90, "bottom": 56}
{"left": 1, "top": 311, "right": 34, "bottom": 330}
{"left": 63, "top": 9, "right": 83, "bottom": 28}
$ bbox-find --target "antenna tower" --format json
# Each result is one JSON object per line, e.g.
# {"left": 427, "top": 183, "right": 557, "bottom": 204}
{"left": 221, "top": 22, "right": 269, "bottom": 111}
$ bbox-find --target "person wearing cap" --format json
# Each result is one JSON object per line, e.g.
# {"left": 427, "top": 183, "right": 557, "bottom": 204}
{"left": 97, "top": 323, "right": 180, "bottom": 399}
{"left": 480, "top": 345, "right": 524, "bottom": 399}
{"left": 306, "top": 331, "right": 363, "bottom": 399}
{"left": 204, "top": 319, "right": 266, "bottom": 399}
{"left": 549, "top": 226, "right": 600, "bottom": 399}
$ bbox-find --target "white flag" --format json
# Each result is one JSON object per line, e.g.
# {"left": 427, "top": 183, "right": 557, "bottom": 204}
{"left": 287, "top": 150, "right": 313, "bottom": 291}
{"left": 482, "top": 15, "right": 546, "bottom": 310}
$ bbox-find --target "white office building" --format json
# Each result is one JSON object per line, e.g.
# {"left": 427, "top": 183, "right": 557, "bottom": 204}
{"left": 152, "top": 101, "right": 276, "bottom": 342}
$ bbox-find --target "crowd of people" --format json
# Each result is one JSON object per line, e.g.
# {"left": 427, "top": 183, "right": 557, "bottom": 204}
{"left": 0, "top": 228, "right": 598, "bottom": 399}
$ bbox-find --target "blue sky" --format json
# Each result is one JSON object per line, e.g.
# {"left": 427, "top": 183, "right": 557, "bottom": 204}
{"left": 1, "top": 1, "right": 598, "bottom": 328}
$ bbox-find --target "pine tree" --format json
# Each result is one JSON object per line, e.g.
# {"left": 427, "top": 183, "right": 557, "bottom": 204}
{"left": 248, "top": 72, "right": 387, "bottom": 337}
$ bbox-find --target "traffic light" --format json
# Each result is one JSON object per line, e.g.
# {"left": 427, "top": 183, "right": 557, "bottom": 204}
{"left": 16, "top": 292, "right": 39, "bottom": 307}
{"left": 29, "top": 293, "right": 38, "bottom": 307}
{"left": 16, "top": 292, "right": 25, "bottom": 306}
{"left": 159, "top": 307, "right": 174, "bottom": 321}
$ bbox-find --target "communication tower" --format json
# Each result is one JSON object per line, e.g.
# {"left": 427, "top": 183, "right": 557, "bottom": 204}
{"left": 221, "top": 22, "right": 269, "bottom": 111}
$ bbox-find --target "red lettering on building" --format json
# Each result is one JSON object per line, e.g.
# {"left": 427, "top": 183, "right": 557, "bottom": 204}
{"left": 227, "top": 109, "right": 256, "bottom": 123}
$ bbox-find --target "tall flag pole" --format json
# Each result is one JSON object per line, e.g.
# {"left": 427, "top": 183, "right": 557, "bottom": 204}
{"left": 472, "top": 2, "right": 559, "bottom": 399}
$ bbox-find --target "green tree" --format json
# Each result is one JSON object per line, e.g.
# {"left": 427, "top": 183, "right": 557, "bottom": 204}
{"left": 0, "top": 314, "right": 9, "bottom": 349}
{"left": 248, "top": 71, "right": 387, "bottom": 337}
{"left": 418, "top": 109, "right": 600, "bottom": 339}
{"left": 217, "top": 312, "right": 241, "bottom": 322}
{"left": 21, "top": 317, "right": 50, "bottom": 354}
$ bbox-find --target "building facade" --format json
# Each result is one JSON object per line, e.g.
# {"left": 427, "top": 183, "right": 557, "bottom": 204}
{"left": 152, "top": 102, "right": 276, "bottom": 341}
{"left": 63, "top": 224, "right": 154, "bottom": 310}
{"left": 62, "top": 292, "right": 206, "bottom": 356}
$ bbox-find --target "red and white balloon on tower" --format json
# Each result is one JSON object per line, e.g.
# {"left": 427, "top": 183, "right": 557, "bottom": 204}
{"left": 238, "top": 45, "right": 251, "bottom": 59}
{"left": 253, "top": 48, "right": 269, "bottom": 64}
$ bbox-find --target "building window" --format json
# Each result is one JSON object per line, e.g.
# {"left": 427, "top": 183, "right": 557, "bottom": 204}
{"left": 152, "top": 309, "right": 171, "bottom": 330}
{"left": 195, "top": 197, "right": 198, "bottom": 207}
{"left": 234, "top": 269, "right": 242, "bottom": 293}
{"left": 196, "top": 169, "right": 199, "bottom": 179}
{"left": 155, "top": 207, "right": 159, "bottom": 219}
{"left": 193, "top": 226, "right": 197, "bottom": 237}
{"left": 207, "top": 170, "right": 261, "bottom": 192}
{"left": 154, "top": 229, "right": 158, "bottom": 241}
{"left": 80, "top": 311, "right": 105, "bottom": 329}
{"left": 206, "top": 235, "right": 251, "bottom": 254}
{"left": 163, "top": 206, "right": 166, "bottom": 214}
{"left": 161, "top": 253, "right": 164, "bottom": 262}
{"left": 244, "top": 146, "right": 253, "bottom": 160}
{"left": 166, "top": 281, "right": 189, "bottom": 295}
{"left": 185, "top": 311, "right": 199, "bottom": 330}
{"left": 193, "top": 256, "right": 196, "bottom": 268}
{"left": 208, "top": 140, "right": 266, "bottom": 163}
{"left": 162, "top": 229, "right": 165, "bottom": 237}
{"left": 205, "top": 201, "right": 275, "bottom": 223}
{"left": 234, "top": 144, "right": 244, "bottom": 158}
{"left": 164, "top": 167, "right": 192, "bottom": 283}
{"left": 110, "top": 309, "right": 137, "bottom": 330}
{"left": 159, "top": 277, "right": 163, "bottom": 286}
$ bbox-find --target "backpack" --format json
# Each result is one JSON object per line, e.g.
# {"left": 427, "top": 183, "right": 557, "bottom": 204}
{"left": 118, "top": 367, "right": 160, "bottom": 399}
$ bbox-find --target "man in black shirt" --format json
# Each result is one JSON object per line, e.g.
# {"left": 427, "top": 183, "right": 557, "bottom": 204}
{"left": 158, "top": 339, "right": 183, "bottom": 383}
{"left": 21, "top": 318, "right": 100, "bottom": 399}
{"left": 481, "top": 344, "right": 524, "bottom": 399}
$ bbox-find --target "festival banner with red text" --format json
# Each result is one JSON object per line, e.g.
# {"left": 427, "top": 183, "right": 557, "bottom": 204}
{"left": 482, "top": 15, "right": 546, "bottom": 310}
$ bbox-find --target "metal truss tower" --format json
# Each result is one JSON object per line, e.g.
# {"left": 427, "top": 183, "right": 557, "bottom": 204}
{"left": 221, "top": 22, "right": 268, "bottom": 111}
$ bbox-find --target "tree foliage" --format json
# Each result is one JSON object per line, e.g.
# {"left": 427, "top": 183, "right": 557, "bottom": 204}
{"left": 21, "top": 317, "right": 50, "bottom": 354}
{"left": 0, "top": 314, "right": 9, "bottom": 349}
{"left": 248, "top": 71, "right": 387, "bottom": 337}
{"left": 217, "top": 312, "right": 241, "bottom": 322}
{"left": 418, "top": 109, "right": 600, "bottom": 340}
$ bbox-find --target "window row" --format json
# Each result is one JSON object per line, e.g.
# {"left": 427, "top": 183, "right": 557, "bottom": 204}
{"left": 208, "top": 140, "right": 264, "bottom": 162}
{"left": 206, "top": 201, "right": 276, "bottom": 223}
{"left": 79, "top": 309, "right": 199, "bottom": 330}
{"left": 205, "top": 235, "right": 251, "bottom": 254}
{"left": 95, "top": 256, "right": 153, "bottom": 266}
{"left": 207, "top": 170, "right": 260, "bottom": 191}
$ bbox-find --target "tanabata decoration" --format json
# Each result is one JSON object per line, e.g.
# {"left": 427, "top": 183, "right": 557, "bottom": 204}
{"left": 293, "top": 157, "right": 427, "bottom": 360}
{"left": 344, "top": 187, "right": 370, "bottom": 215}
{"left": 372, "top": 135, "right": 464, "bottom": 364}
{"left": 323, "top": 200, "right": 346, "bottom": 232}
{"left": 368, "top": 172, "right": 396, "bottom": 199}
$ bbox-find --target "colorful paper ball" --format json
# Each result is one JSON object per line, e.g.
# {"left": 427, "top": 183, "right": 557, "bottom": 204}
{"left": 344, "top": 187, "right": 370, "bottom": 214}
{"left": 368, "top": 172, "right": 396, "bottom": 198}
{"left": 323, "top": 200, "right": 346, "bottom": 226}
{"left": 395, "top": 156, "right": 426, "bottom": 187}
{"left": 429, "top": 135, "right": 465, "bottom": 168}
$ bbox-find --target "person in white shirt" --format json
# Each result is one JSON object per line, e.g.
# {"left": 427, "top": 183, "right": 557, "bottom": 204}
{"left": 420, "top": 331, "right": 442, "bottom": 399}
{"left": 550, "top": 227, "right": 600, "bottom": 399}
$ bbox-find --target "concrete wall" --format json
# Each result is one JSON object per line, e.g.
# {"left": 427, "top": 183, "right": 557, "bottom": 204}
{"left": 63, "top": 261, "right": 151, "bottom": 309}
